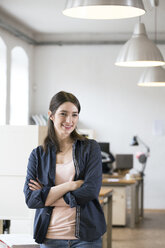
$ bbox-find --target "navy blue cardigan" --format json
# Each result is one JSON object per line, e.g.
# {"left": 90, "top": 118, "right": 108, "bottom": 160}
{"left": 23, "top": 139, "right": 106, "bottom": 244}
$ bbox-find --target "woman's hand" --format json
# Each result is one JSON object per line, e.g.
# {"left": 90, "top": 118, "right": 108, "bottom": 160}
{"left": 69, "top": 180, "right": 84, "bottom": 191}
{"left": 28, "top": 179, "right": 43, "bottom": 191}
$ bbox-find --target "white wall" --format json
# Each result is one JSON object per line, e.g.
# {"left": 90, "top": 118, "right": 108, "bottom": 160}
{"left": 33, "top": 44, "right": 165, "bottom": 209}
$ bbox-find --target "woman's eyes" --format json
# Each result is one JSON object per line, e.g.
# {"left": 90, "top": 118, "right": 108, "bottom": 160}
{"left": 60, "top": 113, "right": 78, "bottom": 117}
{"left": 60, "top": 112, "right": 66, "bottom": 116}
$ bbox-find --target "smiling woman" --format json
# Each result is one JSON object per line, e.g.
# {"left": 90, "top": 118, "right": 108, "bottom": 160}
{"left": 24, "top": 91, "right": 106, "bottom": 247}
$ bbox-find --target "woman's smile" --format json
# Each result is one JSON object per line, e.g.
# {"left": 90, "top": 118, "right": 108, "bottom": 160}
{"left": 62, "top": 124, "right": 73, "bottom": 129}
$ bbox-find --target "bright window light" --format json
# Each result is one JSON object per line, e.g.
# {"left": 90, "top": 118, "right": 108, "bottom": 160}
{"left": 0, "top": 38, "right": 7, "bottom": 125}
{"left": 10, "top": 47, "right": 29, "bottom": 125}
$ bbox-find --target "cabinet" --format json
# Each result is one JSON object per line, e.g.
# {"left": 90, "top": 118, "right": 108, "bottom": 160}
{"left": 110, "top": 187, "right": 126, "bottom": 226}
{"left": 0, "top": 125, "right": 47, "bottom": 234}
{"left": 0, "top": 125, "right": 47, "bottom": 177}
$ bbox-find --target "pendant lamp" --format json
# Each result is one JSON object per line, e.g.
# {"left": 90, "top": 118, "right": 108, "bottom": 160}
{"left": 115, "top": 23, "right": 165, "bottom": 67}
{"left": 138, "top": 67, "right": 165, "bottom": 86}
{"left": 63, "top": 0, "right": 145, "bottom": 19}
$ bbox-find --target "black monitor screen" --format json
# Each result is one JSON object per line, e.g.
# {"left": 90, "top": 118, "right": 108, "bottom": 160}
{"left": 98, "top": 142, "right": 110, "bottom": 154}
{"left": 116, "top": 154, "right": 133, "bottom": 170}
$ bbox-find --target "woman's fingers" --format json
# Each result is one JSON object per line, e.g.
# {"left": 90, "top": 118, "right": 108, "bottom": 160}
{"left": 30, "top": 179, "right": 42, "bottom": 187}
{"left": 28, "top": 183, "right": 40, "bottom": 191}
{"left": 28, "top": 184, "right": 38, "bottom": 191}
{"left": 28, "top": 179, "right": 42, "bottom": 191}
{"left": 36, "top": 178, "right": 43, "bottom": 188}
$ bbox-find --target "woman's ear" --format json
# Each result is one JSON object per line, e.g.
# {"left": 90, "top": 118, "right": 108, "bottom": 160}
{"left": 48, "top": 110, "right": 54, "bottom": 121}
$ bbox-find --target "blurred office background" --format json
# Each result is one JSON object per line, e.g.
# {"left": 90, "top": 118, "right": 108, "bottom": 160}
{"left": 0, "top": 0, "right": 165, "bottom": 239}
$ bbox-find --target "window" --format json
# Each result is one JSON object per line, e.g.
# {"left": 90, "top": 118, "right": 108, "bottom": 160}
{"left": 0, "top": 38, "right": 7, "bottom": 124}
{"left": 10, "top": 47, "right": 29, "bottom": 125}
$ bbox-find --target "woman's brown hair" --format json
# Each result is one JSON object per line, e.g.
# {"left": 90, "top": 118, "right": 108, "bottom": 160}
{"left": 43, "top": 91, "right": 85, "bottom": 153}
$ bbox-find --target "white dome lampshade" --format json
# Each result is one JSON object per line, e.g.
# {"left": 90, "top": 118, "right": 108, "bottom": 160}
{"left": 63, "top": 0, "right": 145, "bottom": 19}
{"left": 115, "top": 23, "right": 165, "bottom": 67}
{"left": 138, "top": 67, "right": 165, "bottom": 87}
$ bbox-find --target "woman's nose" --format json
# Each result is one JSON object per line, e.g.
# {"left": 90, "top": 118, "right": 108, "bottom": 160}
{"left": 66, "top": 115, "right": 72, "bottom": 123}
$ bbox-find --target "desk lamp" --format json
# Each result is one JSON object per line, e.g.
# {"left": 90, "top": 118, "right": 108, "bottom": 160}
{"left": 130, "top": 136, "right": 150, "bottom": 175}
{"left": 130, "top": 135, "right": 150, "bottom": 218}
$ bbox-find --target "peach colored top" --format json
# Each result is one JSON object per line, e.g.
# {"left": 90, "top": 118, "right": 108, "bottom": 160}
{"left": 46, "top": 160, "right": 77, "bottom": 240}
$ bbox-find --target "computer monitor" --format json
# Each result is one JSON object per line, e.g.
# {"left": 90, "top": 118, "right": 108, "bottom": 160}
{"left": 98, "top": 142, "right": 110, "bottom": 154}
{"left": 115, "top": 154, "right": 133, "bottom": 170}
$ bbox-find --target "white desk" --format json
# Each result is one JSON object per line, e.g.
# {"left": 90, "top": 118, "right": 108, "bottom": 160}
{"left": 0, "top": 234, "right": 39, "bottom": 247}
{"left": 102, "top": 176, "right": 141, "bottom": 228}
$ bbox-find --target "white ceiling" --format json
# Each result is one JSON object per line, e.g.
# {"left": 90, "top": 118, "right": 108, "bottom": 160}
{"left": 0, "top": 0, "right": 165, "bottom": 40}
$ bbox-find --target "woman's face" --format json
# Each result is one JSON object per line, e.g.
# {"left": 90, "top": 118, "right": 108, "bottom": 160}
{"left": 49, "top": 102, "right": 79, "bottom": 138}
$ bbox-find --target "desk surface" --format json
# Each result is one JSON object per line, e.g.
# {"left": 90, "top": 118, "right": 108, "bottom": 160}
{"left": 99, "top": 187, "right": 113, "bottom": 197}
{"left": 102, "top": 177, "right": 136, "bottom": 185}
{"left": 103, "top": 173, "right": 141, "bottom": 180}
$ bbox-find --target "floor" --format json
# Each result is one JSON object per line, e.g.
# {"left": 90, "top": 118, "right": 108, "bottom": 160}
{"left": 112, "top": 211, "right": 165, "bottom": 248}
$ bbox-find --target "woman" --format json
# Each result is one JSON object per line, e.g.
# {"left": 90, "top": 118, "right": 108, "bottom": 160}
{"left": 24, "top": 91, "right": 106, "bottom": 248}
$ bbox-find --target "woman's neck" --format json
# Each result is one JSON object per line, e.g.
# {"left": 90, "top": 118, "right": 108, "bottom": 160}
{"left": 57, "top": 135, "right": 73, "bottom": 150}
{"left": 56, "top": 135, "right": 73, "bottom": 163}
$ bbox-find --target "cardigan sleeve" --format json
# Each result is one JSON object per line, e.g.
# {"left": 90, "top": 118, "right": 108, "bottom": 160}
{"left": 23, "top": 149, "right": 51, "bottom": 209}
{"left": 63, "top": 140, "right": 102, "bottom": 207}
